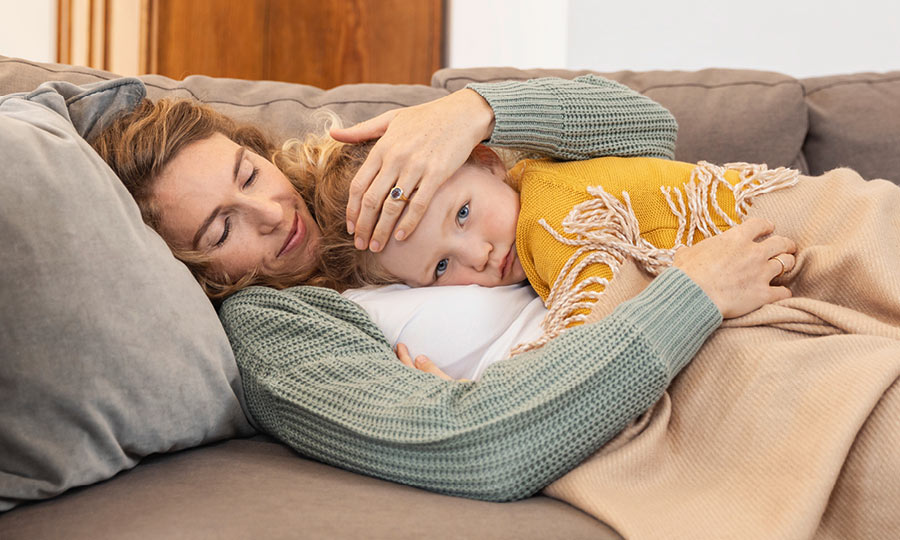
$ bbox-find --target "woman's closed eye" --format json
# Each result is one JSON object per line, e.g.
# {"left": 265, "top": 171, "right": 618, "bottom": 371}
{"left": 212, "top": 166, "right": 257, "bottom": 248}
{"left": 215, "top": 217, "right": 232, "bottom": 247}
{"left": 243, "top": 166, "right": 259, "bottom": 189}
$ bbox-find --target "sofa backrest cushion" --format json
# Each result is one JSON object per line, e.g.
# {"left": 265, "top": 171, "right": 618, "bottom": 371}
{"left": 0, "top": 76, "right": 254, "bottom": 511}
{"left": 0, "top": 56, "right": 450, "bottom": 146}
{"left": 0, "top": 55, "right": 451, "bottom": 510}
{"left": 802, "top": 72, "right": 900, "bottom": 185}
{"left": 433, "top": 67, "right": 809, "bottom": 172}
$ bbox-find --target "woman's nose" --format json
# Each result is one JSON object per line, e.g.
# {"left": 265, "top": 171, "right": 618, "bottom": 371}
{"left": 245, "top": 196, "right": 283, "bottom": 233}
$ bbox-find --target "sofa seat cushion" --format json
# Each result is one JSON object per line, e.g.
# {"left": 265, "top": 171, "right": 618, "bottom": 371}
{"left": 0, "top": 438, "right": 621, "bottom": 540}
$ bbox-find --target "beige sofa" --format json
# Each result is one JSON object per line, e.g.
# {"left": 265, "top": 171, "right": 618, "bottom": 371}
{"left": 0, "top": 55, "right": 897, "bottom": 539}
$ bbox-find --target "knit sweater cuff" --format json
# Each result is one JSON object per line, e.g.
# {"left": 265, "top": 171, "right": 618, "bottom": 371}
{"left": 467, "top": 78, "right": 566, "bottom": 151}
{"left": 611, "top": 267, "right": 722, "bottom": 380}
{"left": 466, "top": 75, "right": 678, "bottom": 160}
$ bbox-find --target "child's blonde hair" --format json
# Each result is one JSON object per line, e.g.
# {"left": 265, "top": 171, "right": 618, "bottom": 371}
{"left": 278, "top": 111, "right": 519, "bottom": 293}
{"left": 275, "top": 112, "right": 398, "bottom": 292}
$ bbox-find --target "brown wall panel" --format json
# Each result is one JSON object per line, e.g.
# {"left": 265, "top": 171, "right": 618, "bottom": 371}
{"left": 265, "top": 0, "right": 443, "bottom": 87}
{"left": 60, "top": 0, "right": 444, "bottom": 87}
{"left": 153, "top": 0, "right": 268, "bottom": 80}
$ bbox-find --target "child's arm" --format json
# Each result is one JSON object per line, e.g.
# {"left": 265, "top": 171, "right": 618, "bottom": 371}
{"left": 468, "top": 74, "right": 678, "bottom": 160}
{"left": 219, "top": 269, "right": 719, "bottom": 502}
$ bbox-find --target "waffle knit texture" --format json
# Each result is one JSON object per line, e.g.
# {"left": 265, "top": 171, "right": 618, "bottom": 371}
{"left": 468, "top": 75, "right": 678, "bottom": 160}
{"left": 220, "top": 269, "right": 719, "bottom": 501}
{"left": 219, "top": 75, "right": 717, "bottom": 502}
{"left": 513, "top": 156, "right": 743, "bottom": 301}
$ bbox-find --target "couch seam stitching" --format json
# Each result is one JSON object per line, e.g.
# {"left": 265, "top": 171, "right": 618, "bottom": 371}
{"left": 2, "top": 58, "right": 436, "bottom": 110}
{"left": 445, "top": 75, "right": 802, "bottom": 93}
{"left": 805, "top": 75, "right": 900, "bottom": 96}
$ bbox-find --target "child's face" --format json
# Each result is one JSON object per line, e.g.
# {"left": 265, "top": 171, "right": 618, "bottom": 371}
{"left": 374, "top": 162, "right": 526, "bottom": 288}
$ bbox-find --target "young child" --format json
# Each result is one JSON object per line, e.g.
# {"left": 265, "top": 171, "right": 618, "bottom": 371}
{"left": 281, "top": 124, "right": 799, "bottom": 367}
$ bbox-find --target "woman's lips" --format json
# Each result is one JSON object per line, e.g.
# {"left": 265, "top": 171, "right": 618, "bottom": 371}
{"left": 278, "top": 211, "right": 304, "bottom": 258}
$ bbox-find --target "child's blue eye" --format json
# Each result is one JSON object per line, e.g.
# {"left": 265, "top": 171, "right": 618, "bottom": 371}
{"left": 435, "top": 258, "right": 449, "bottom": 278}
{"left": 457, "top": 203, "right": 469, "bottom": 224}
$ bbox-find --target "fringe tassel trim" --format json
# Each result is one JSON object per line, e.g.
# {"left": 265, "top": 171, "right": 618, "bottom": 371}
{"left": 511, "top": 161, "right": 799, "bottom": 356}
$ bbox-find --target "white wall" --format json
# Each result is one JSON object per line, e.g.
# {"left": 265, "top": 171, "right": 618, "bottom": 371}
{"left": 449, "top": 0, "right": 900, "bottom": 77}
{"left": 448, "top": 0, "right": 569, "bottom": 69}
{"left": 0, "top": 0, "right": 56, "bottom": 62}
{"left": 4, "top": 0, "right": 897, "bottom": 77}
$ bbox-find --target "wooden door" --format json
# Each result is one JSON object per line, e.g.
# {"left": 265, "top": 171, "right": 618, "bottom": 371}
{"left": 58, "top": 0, "right": 445, "bottom": 87}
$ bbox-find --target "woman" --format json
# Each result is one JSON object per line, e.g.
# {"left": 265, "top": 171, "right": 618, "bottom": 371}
{"left": 91, "top": 75, "right": 793, "bottom": 500}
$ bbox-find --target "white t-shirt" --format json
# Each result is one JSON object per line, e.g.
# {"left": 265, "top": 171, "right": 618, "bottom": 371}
{"left": 342, "top": 283, "right": 548, "bottom": 380}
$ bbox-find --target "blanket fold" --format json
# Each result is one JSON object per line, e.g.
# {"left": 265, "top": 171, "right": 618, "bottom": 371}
{"left": 544, "top": 168, "right": 900, "bottom": 539}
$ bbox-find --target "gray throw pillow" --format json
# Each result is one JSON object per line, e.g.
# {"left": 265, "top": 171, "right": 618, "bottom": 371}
{"left": 0, "top": 79, "right": 254, "bottom": 511}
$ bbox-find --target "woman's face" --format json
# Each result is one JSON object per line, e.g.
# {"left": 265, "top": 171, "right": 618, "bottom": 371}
{"left": 153, "top": 133, "right": 320, "bottom": 280}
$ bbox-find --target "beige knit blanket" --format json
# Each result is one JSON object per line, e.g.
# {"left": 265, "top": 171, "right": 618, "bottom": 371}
{"left": 544, "top": 168, "right": 900, "bottom": 539}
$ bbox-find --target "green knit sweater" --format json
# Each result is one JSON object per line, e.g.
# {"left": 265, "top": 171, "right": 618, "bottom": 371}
{"left": 219, "top": 76, "right": 714, "bottom": 502}
{"left": 468, "top": 74, "right": 678, "bottom": 160}
{"left": 221, "top": 270, "right": 718, "bottom": 501}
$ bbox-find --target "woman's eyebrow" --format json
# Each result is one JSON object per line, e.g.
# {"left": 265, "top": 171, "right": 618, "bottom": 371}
{"left": 233, "top": 146, "right": 245, "bottom": 179}
{"left": 192, "top": 205, "right": 223, "bottom": 250}
{"left": 190, "top": 147, "right": 245, "bottom": 249}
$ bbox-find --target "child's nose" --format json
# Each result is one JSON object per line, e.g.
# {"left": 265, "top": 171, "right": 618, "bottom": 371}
{"left": 465, "top": 242, "right": 491, "bottom": 272}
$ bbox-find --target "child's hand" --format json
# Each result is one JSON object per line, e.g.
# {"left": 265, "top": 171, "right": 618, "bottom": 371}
{"left": 394, "top": 343, "right": 458, "bottom": 381}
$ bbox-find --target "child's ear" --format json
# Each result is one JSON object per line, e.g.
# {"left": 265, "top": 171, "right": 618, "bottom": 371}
{"left": 471, "top": 144, "right": 507, "bottom": 178}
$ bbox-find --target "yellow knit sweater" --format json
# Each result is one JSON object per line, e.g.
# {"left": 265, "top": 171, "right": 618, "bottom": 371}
{"left": 511, "top": 157, "right": 794, "bottom": 306}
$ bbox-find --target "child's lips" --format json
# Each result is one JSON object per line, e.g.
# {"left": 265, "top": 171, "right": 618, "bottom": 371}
{"left": 500, "top": 247, "right": 515, "bottom": 279}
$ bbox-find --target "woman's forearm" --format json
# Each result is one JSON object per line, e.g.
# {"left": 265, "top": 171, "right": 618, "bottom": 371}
{"left": 220, "top": 269, "right": 718, "bottom": 502}
{"left": 468, "top": 74, "right": 678, "bottom": 160}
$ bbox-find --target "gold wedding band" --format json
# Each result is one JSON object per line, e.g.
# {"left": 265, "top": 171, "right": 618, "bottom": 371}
{"left": 772, "top": 255, "right": 787, "bottom": 278}
{"left": 389, "top": 186, "right": 409, "bottom": 202}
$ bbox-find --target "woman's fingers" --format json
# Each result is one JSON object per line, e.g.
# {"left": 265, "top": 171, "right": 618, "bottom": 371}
{"left": 354, "top": 159, "right": 409, "bottom": 250}
{"left": 390, "top": 169, "right": 441, "bottom": 243}
{"left": 342, "top": 89, "right": 494, "bottom": 251}
{"left": 769, "top": 252, "right": 796, "bottom": 280}
{"left": 366, "top": 163, "right": 427, "bottom": 249}
{"left": 345, "top": 151, "right": 384, "bottom": 235}
{"left": 736, "top": 216, "right": 775, "bottom": 240}
{"left": 330, "top": 109, "right": 397, "bottom": 144}
{"left": 673, "top": 219, "right": 797, "bottom": 319}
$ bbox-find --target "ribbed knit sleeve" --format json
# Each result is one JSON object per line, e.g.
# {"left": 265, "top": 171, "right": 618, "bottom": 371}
{"left": 219, "top": 268, "right": 720, "bottom": 502}
{"left": 467, "top": 74, "right": 678, "bottom": 160}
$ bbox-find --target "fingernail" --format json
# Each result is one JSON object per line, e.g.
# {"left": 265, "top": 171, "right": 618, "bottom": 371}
{"left": 355, "top": 237, "right": 366, "bottom": 250}
{"left": 346, "top": 220, "right": 355, "bottom": 234}
{"left": 395, "top": 229, "right": 406, "bottom": 241}
{"left": 370, "top": 240, "right": 381, "bottom": 252}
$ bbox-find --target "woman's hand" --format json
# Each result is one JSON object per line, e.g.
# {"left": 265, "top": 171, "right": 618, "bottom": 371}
{"left": 394, "top": 343, "right": 458, "bottom": 381}
{"left": 330, "top": 89, "right": 494, "bottom": 252}
{"left": 673, "top": 217, "right": 797, "bottom": 319}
